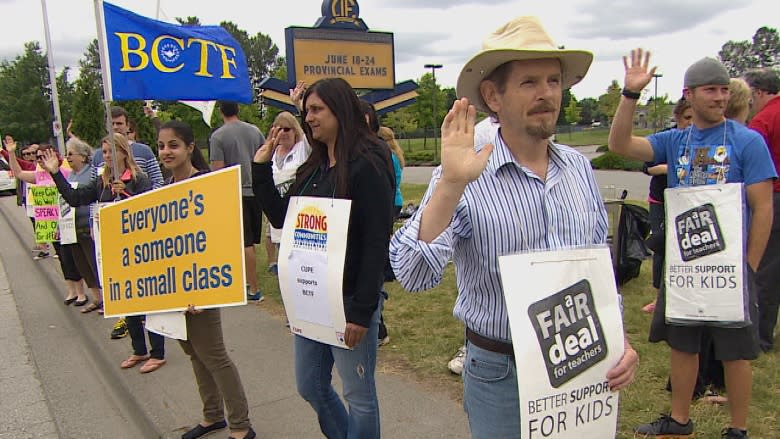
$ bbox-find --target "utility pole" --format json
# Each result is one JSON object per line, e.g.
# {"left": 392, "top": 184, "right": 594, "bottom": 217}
{"left": 424, "top": 63, "right": 443, "bottom": 163}
{"left": 653, "top": 73, "right": 663, "bottom": 133}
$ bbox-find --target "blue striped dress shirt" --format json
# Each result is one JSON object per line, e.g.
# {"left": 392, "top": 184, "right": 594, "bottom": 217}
{"left": 389, "top": 132, "right": 609, "bottom": 342}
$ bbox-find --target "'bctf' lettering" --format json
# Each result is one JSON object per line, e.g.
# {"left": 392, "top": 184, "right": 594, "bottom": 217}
{"left": 115, "top": 32, "right": 239, "bottom": 78}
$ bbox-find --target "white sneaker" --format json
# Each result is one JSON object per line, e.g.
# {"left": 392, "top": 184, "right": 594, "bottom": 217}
{"left": 447, "top": 345, "right": 467, "bottom": 375}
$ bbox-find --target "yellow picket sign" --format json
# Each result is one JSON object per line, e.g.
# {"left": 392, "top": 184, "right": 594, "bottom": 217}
{"left": 99, "top": 167, "right": 246, "bottom": 317}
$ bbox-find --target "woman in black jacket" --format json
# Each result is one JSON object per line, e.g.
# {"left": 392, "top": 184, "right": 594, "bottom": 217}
{"left": 252, "top": 78, "right": 394, "bottom": 439}
{"left": 41, "top": 133, "right": 165, "bottom": 374}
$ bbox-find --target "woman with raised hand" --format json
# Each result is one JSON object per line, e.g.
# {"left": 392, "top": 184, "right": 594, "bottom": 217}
{"left": 252, "top": 77, "right": 394, "bottom": 439}
{"left": 5, "top": 140, "right": 86, "bottom": 304}
{"left": 60, "top": 137, "right": 104, "bottom": 312}
{"left": 157, "top": 120, "right": 255, "bottom": 439}
{"left": 41, "top": 133, "right": 165, "bottom": 373}
{"left": 264, "top": 111, "right": 311, "bottom": 275}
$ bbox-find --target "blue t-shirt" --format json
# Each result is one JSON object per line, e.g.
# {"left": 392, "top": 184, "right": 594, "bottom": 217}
{"left": 649, "top": 119, "right": 775, "bottom": 188}
{"left": 649, "top": 119, "right": 776, "bottom": 235}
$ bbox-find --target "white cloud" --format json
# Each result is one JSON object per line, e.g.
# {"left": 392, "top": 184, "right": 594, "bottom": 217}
{"left": 0, "top": 0, "right": 774, "bottom": 100}
{"left": 569, "top": 0, "right": 748, "bottom": 39}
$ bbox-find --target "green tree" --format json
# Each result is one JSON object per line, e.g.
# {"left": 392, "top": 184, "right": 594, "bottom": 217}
{"left": 219, "top": 21, "right": 282, "bottom": 104}
{"left": 71, "top": 40, "right": 106, "bottom": 147}
{"left": 557, "top": 89, "right": 573, "bottom": 126}
{"left": 598, "top": 80, "right": 622, "bottom": 124}
{"left": 719, "top": 26, "right": 780, "bottom": 76}
{"left": 119, "top": 101, "right": 158, "bottom": 150}
{"left": 564, "top": 97, "right": 581, "bottom": 126}
{"left": 0, "top": 42, "right": 51, "bottom": 143}
{"left": 175, "top": 16, "right": 201, "bottom": 26}
{"left": 410, "top": 73, "right": 447, "bottom": 132}
{"left": 577, "top": 97, "right": 600, "bottom": 125}
{"left": 381, "top": 106, "right": 417, "bottom": 133}
{"left": 646, "top": 95, "right": 672, "bottom": 130}
{"left": 56, "top": 67, "right": 75, "bottom": 125}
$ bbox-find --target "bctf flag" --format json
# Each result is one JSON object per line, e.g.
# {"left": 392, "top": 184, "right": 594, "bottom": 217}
{"left": 98, "top": 1, "right": 252, "bottom": 102}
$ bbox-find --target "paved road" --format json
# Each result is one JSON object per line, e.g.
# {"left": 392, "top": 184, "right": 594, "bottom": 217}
{"left": 0, "top": 196, "right": 470, "bottom": 438}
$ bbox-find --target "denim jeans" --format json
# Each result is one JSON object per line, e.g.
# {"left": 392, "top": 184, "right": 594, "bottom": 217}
{"left": 294, "top": 301, "right": 382, "bottom": 439}
{"left": 126, "top": 315, "right": 165, "bottom": 360}
{"left": 463, "top": 341, "right": 519, "bottom": 439}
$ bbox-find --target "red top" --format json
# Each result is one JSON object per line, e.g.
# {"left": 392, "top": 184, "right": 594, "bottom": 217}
{"left": 1, "top": 149, "right": 36, "bottom": 171}
{"left": 749, "top": 95, "right": 780, "bottom": 192}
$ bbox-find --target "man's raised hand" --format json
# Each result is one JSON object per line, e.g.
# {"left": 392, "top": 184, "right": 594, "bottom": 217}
{"left": 622, "top": 48, "right": 657, "bottom": 94}
{"left": 440, "top": 98, "right": 493, "bottom": 186}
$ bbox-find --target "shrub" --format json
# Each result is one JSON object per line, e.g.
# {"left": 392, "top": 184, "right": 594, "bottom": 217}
{"left": 591, "top": 152, "right": 645, "bottom": 171}
{"left": 405, "top": 150, "right": 437, "bottom": 166}
{"left": 596, "top": 144, "right": 609, "bottom": 152}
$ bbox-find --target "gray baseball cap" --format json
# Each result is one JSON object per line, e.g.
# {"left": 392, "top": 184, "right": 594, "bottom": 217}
{"left": 684, "top": 57, "right": 730, "bottom": 89}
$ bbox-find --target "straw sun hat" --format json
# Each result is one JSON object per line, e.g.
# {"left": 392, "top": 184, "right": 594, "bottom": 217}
{"left": 456, "top": 16, "right": 593, "bottom": 112}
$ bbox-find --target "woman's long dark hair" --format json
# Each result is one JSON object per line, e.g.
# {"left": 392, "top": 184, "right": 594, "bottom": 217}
{"left": 159, "top": 120, "right": 210, "bottom": 171}
{"left": 291, "top": 78, "right": 391, "bottom": 198}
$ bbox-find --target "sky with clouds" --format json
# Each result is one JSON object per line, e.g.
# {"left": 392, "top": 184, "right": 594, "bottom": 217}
{"left": 0, "top": 0, "right": 774, "bottom": 102}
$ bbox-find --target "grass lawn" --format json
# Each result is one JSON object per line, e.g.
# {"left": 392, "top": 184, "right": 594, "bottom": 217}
{"left": 252, "top": 183, "right": 779, "bottom": 438}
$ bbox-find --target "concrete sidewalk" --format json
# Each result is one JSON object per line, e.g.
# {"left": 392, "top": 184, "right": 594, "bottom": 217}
{"left": 0, "top": 254, "right": 59, "bottom": 439}
{"left": 0, "top": 196, "right": 470, "bottom": 438}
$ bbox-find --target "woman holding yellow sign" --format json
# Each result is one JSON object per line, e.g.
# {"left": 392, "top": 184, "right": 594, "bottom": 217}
{"left": 156, "top": 120, "right": 256, "bottom": 439}
{"left": 253, "top": 77, "right": 394, "bottom": 439}
{"left": 41, "top": 133, "right": 164, "bottom": 373}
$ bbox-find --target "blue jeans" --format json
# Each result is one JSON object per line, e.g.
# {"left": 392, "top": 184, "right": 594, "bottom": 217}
{"left": 126, "top": 315, "right": 165, "bottom": 360}
{"left": 463, "top": 342, "right": 519, "bottom": 439}
{"left": 294, "top": 303, "right": 381, "bottom": 439}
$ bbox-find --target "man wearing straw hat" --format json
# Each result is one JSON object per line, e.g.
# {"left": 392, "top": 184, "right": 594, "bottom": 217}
{"left": 390, "top": 16, "right": 639, "bottom": 437}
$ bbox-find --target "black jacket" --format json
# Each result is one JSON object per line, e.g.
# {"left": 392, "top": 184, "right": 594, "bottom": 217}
{"left": 52, "top": 170, "right": 152, "bottom": 206}
{"left": 252, "top": 148, "right": 394, "bottom": 327}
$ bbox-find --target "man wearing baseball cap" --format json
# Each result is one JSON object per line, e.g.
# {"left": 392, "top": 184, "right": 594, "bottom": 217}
{"left": 389, "top": 16, "right": 639, "bottom": 437}
{"left": 609, "top": 50, "right": 775, "bottom": 438}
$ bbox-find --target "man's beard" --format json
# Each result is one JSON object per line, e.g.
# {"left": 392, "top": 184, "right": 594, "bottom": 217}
{"left": 526, "top": 120, "right": 555, "bottom": 139}
{"left": 525, "top": 102, "right": 557, "bottom": 139}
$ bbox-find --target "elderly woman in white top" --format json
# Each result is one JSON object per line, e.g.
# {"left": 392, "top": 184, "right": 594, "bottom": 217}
{"left": 264, "top": 111, "right": 312, "bottom": 272}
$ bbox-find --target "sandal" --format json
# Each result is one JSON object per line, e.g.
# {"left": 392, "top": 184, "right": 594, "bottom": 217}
{"left": 74, "top": 298, "right": 89, "bottom": 307}
{"left": 139, "top": 358, "right": 167, "bottom": 374}
{"left": 120, "top": 354, "right": 150, "bottom": 369}
{"left": 81, "top": 302, "right": 103, "bottom": 314}
{"left": 699, "top": 390, "right": 728, "bottom": 405}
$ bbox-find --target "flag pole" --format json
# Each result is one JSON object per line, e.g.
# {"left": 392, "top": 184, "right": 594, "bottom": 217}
{"left": 40, "top": 0, "right": 66, "bottom": 155}
{"left": 92, "top": 0, "right": 119, "bottom": 189}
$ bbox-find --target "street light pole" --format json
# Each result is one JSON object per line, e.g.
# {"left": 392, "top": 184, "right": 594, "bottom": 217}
{"left": 653, "top": 73, "right": 663, "bottom": 133}
{"left": 424, "top": 63, "right": 443, "bottom": 163}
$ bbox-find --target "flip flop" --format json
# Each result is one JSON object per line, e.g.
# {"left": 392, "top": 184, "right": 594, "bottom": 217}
{"left": 74, "top": 298, "right": 89, "bottom": 307}
{"left": 120, "top": 354, "right": 150, "bottom": 369}
{"left": 139, "top": 358, "right": 167, "bottom": 374}
{"left": 81, "top": 302, "right": 103, "bottom": 313}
